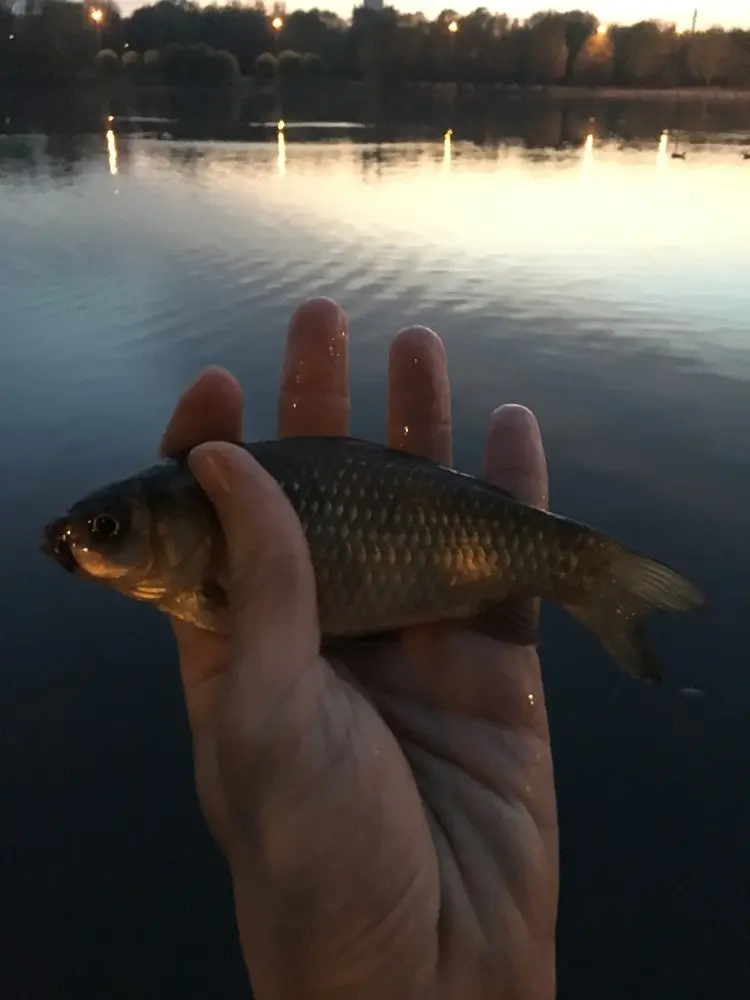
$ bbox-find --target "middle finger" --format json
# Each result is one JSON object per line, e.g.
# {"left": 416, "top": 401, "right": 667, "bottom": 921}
{"left": 387, "top": 326, "right": 452, "bottom": 464}
{"left": 277, "top": 297, "right": 350, "bottom": 438}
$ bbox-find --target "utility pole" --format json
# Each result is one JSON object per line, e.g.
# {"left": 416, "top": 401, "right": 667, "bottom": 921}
{"left": 691, "top": 8, "right": 698, "bottom": 33}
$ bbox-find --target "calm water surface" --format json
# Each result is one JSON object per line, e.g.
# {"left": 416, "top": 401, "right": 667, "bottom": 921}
{"left": 1, "top": 118, "right": 749, "bottom": 1000}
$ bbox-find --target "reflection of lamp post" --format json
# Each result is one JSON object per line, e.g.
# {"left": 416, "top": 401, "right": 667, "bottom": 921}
{"left": 442, "top": 128, "right": 452, "bottom": 173}
{"left": 277, "top": 120, "right": 286, "bottom": 178}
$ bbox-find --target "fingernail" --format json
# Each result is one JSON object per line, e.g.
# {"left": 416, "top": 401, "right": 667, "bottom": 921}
{"left": 389, "top": 327, "right": 448, "bottom": 404}
{"left": 486, "top": 405, "right": 547, "bottom": 508}
{"left": 176, "top": 366, "right": 234, "bottom": 408}
{"left": 190, "top": 443, "right": 232, "bottom": 493}
{"left": 490, "top": 403, "right": 539, "bottom": 438}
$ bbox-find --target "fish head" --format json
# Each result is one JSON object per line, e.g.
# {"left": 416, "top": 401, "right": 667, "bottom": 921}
{"left": 42, "top": 475, "right": 157, "bottom": 585}
{"left": 41, "top": 459, "right": 218, "bottom": 605}
{"left": 41, "top": 456, "right": 225, "bottom": 631}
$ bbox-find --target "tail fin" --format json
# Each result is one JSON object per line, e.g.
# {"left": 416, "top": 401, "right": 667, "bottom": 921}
{"left": 564, "top": 547, "right": 705, "bottom": 682}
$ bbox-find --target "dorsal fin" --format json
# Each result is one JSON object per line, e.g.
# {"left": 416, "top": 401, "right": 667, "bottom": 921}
{"left": 243, "top": 436, "right": 522, "bottom": 504}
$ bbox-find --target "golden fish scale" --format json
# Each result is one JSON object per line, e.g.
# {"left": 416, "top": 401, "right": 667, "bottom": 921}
{"left": 260, "top": 442, "right": 612, "bottom": 636}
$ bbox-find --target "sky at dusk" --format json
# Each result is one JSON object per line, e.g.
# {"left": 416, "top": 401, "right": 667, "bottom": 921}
{"left": 115, "top": 0, "right": 750, "bottom": 29}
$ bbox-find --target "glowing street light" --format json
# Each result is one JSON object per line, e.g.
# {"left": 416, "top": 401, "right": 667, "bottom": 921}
{"left": 596, "top": 23, "right": 608, "bottom": 34}
{"left": 271, "top": 16, "right": 283, "bottom": 30}
{"left": 89, "top": 7, "right": 104, "bottom": 49}
{"left": 448, "top": 19, "right": 458, "bottom": 33}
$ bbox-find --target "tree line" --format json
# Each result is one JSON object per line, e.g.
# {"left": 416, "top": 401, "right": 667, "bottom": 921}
{"left": 2, "top": 1, "right": 750, "bottom": 90}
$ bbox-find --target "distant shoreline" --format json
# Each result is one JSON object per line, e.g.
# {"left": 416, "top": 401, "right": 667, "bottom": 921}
{"left": 247, "top": 79, "right": 750, "bottom": 103}
{"left": 395, "top": 82, "right": 750, "bottom": 103}
{"left": 4, "top": 78, "right": 750, "bottom": 105}
{"left": 522, "top": 85, "right": 750, "bottom": 102}
{"left": 254, "top": 80, "right": 750, "bottom": 103}
{"left": 0, "top": 77, "right": 750, "bottom": 106}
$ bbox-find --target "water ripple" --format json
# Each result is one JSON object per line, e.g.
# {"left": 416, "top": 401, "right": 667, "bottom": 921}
{"left": 1, "top": 130, "right": 749, "bottom": 1000}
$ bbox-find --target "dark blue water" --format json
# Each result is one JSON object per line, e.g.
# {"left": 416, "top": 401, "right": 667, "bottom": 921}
{"left": 1, "top": 120, "right": 748, "bottom": 1000}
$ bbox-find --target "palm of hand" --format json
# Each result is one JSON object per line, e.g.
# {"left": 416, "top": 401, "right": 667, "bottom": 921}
{"left": 340, "top": 628, "right": 556, "bottom": 998}
{"left": 161, "top": 300, "right": 558, "bottom": 1000}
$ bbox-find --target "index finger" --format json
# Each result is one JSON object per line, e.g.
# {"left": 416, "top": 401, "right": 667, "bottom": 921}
{"left": 156, "top": 367, "right": 245, "bottom": 739}
{"left": 159, "top": 366, "right": 244, "bottom": 458}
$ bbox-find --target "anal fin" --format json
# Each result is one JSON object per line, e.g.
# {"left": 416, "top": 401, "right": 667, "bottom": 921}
{"left": 322, "top": 630, "right": 400, "bottom": 654}
{"left": 471, "top": 597, "right": 540, "bottom": 646}
{"left": 322, "top": 602, "right": 541, "bottom": 651}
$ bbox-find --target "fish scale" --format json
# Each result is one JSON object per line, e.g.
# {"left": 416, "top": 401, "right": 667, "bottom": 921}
{"left": 250, "top": 439, "right": 605, "bottom": 636}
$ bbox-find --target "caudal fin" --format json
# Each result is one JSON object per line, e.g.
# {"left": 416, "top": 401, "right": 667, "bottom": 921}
{"left": 565, "top": 547, "right": 705, "bottom": 682}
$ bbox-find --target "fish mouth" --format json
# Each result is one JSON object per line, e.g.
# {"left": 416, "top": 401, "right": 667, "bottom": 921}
{"left": 41, "top": 518, "right": 78, "bottom": 574}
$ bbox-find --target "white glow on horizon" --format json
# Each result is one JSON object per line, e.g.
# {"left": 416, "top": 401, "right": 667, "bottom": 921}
{"left": 502, "top": 1, "right": 743, "bottom": 30}
{"left": 175, "top": 140, "right": 749, "bottom": 266}
{"left": 113, "top": 0, "right": 749, "bottom": 29}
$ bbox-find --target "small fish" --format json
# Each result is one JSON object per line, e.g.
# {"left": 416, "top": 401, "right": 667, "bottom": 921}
{"left": 41, "top": 437, "right": 705, "bottom": 682}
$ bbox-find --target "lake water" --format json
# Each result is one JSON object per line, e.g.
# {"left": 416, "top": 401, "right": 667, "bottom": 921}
{"left": 1, "top": 100, "right": 749, "bottom": 1000}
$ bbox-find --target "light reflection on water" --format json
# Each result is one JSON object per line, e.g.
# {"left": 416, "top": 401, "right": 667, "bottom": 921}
{"left": 105, "top": 128, "right": 118, "bottom": 176}
{"left": 0, "top": 127, "right": 748, "bottom": 1000}
{"left": 100, "top": 135, "right": 748, "bottom": 367}
{"left": 276, "top": 126, "right": 285, "bottom": 178}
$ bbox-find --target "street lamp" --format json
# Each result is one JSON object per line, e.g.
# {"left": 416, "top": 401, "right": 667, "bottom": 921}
{"left": 446, "top": 19, "right": 459, "bottom": 85}
{"left": 271, "top": 14, "right": 283, "bottom": 68}
{"left": 89, "top": 7, "right": 104, "bottom": 48}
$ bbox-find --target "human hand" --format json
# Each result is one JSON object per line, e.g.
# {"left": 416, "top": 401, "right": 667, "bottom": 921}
{"left": 160, "top": 298, "right": 558, "bottom": 1000}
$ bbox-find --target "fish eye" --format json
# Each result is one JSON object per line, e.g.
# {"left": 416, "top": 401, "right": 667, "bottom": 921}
{"left": 89, "top": 511, "right": 121, "bottom": 541}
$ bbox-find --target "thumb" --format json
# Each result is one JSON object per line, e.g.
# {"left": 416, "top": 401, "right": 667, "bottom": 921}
{"left": 189, "top": 442, "right": 343, "bottom": 839}
{"left": 188, "top": 439, "right": 321, "bottom": 687}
